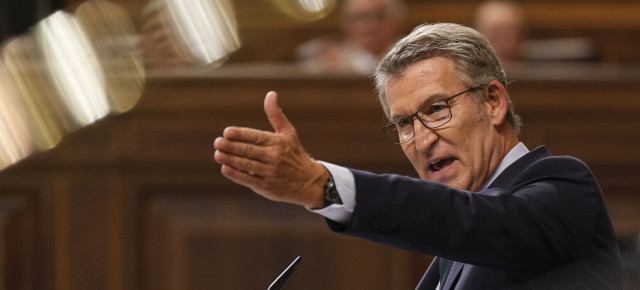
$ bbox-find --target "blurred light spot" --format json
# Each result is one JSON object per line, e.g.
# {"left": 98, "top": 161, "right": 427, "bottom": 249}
{"left": 271, "top": 0, "right": 336, "bottom": 21}
{"left": 2, "top": 36, "right": 68, "bottom": 150}
{"left": 299, "top": 0, "right": 334, "bottom": 13}
{"left": 76, "top": 0, "right": 145, "bottom": 113}
{"left": 163, "top": 0, "right": 241, "bottom": 65}
{"left": 35, "top": 11, "right": 110, "bottom": 126}
{"left": 0, "top": 66, "right": 34, "bottom": 169}
{"left": 0, "top": 1, "right": 144, "bottom": 171}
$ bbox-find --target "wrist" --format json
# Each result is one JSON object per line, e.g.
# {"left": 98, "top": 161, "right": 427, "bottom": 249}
{"left": 306, "top": 163, "right": 332, "bottom": 209}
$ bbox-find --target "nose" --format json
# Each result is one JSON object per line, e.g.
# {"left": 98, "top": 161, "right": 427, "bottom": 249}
{"left": 412, "top": 118, "right": 438, "bottom": 151}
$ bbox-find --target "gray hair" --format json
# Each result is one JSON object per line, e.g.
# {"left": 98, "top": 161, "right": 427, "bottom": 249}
{"left": 373, "top": 23, "right": 522, "bottom": 135}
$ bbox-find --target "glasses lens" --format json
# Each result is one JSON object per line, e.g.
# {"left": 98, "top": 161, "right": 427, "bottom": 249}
{"left": 419, "top": 103, "right": 452, "bottom": 128}
{"left": 399, "top": 125, "right": 415, "bottom": 143}
{"left": 383, "top": 121, "right": 416, "bottom": 144}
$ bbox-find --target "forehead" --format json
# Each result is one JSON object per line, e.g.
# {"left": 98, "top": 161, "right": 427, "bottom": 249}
{"left": 385, "top": 57, "right": 462, "bottom": 114}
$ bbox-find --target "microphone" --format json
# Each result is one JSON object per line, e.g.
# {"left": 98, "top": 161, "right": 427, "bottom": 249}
{"left": 267, "top": 256, "right": 301, "bottom": 290}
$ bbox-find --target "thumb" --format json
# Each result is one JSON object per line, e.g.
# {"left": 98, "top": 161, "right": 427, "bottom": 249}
{"left": 264, "top": 91, "right": 295, "bottom": 134}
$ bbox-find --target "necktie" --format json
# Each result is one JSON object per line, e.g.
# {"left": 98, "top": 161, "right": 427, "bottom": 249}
{"left": 439, "top": 258, "right": 454, "bottom": 287}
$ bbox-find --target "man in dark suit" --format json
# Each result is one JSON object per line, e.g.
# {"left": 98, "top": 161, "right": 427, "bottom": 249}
{"left": 213, "top": 23, "right": 622, "bottom": 289}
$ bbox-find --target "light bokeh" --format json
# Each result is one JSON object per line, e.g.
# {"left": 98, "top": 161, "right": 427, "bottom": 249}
{"left": 0, "top": 0, "right": 146, "bottom": 170}
{"left": 0, "top": 0, "right": 331, "bottom": 171}
{"left": 76, "top": 0, "right": 145, "bottom": 113}
{"left": 271, "top": 0, "right": 337, "bottom": 21}
{"left": 163, "top": 0, "right": 240, "bottom": 65}
{"left": 35, "top": 11, "right": 110, "bottom": 127}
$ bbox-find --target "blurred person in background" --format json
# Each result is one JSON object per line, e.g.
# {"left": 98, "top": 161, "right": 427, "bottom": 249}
{"left": 472, "top": 0, "right": 601, "bottom": 66}
{"left": 295, "top": 0, "right": 407, "bottom": 75}
{"left": 472, "top": 0, "right": 526, "bottom": 70}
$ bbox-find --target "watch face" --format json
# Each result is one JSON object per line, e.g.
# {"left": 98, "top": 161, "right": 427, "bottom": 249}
{"left": 324, "top": 177, "right": 342, "bottom": 205}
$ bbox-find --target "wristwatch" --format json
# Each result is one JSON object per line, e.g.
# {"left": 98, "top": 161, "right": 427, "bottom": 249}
{"left": 323, "top": 175, "right": 343, "bottom": 206}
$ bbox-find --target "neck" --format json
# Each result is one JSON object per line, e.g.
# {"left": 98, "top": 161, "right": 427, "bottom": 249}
{"left": 498, "top": 123, "right": 520, "bottom": 156}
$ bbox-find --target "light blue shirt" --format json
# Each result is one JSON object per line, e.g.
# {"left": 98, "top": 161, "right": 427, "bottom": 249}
{"left": 310, "top": 142, "right": 529, "bottom": 224}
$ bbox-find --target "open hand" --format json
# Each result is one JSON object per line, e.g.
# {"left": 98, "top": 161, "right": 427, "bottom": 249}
{"left": 213, "top": 91, "right": 329, "bottom": 208}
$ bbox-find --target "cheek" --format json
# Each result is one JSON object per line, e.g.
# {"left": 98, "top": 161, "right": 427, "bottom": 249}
{"left": 401, "top": 144, "right": 423, "bottom": 168}
{"left": 400, "top": 143, "right": 415, "bottom": 160}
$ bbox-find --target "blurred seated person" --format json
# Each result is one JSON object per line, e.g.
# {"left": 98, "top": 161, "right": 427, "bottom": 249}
{"left": 295, "top": 0, "right": 406, "bottom": 75}
{"left": 472, "top": 0, "right": 526, "bottom": 69}
{"left": 473, "top": 0, "right": 600, "bottom": 67}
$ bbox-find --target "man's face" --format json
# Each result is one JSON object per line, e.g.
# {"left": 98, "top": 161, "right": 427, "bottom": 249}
{"left": 385, "top": 57, "right": 502, "bottom": 191}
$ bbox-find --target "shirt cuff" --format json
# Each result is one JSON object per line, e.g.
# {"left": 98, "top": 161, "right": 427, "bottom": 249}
{"left": 307, "top": 161, "right": 356, "bottom": 225}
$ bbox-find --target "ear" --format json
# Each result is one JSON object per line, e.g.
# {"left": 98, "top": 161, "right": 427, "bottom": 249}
{"left": 482, "top": 80, "right": 510, "bottom": 128}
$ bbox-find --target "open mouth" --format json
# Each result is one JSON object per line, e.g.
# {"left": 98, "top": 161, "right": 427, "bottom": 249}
{"left": 429, "top": 158, "right": 454, "bottom": 172}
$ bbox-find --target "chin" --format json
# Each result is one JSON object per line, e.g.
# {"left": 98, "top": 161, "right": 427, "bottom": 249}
{"left": 421, "top": 174, "right": 454, "bottom": 188}
{"left": 440, "top": 178, "right": 471, "bottom": 191}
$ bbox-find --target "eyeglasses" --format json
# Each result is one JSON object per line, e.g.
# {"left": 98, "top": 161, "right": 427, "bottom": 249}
{"left": 382, "top": 87, "right": 479, "bottom": 144}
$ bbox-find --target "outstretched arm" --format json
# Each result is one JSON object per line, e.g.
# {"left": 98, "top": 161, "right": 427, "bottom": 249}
{"left": 213, "top": 91, "right": 329, "bottom": 208}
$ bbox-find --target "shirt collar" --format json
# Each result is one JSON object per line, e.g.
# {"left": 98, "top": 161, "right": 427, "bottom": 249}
{"left": 480, "top": 142, "right": 529, "bottom": 190}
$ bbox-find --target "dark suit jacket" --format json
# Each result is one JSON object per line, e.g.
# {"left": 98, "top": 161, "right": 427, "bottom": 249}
{"left": 328, "top": 146, "right": 622, "bottom": 289}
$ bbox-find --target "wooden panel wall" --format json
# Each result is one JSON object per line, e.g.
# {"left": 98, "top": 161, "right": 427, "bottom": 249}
{"left": 0, "top": 63, "right": 638, "bottom": 289}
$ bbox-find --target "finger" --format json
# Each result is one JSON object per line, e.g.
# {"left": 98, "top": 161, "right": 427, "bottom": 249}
{"left": 221, "top": 126, "right": 273, "bottom": 146}
{"left": 214, "top": 150, "right": 272, "bottom": 177}
{"left": 264, "top": 91, "right": 295, "bottom": 135}
{"left": 213, "top": 137, "right": 273, "bottom": 163}
{"left": 220, "top": 164, "right": 288, "bottom": 204}
{"left": 220, "top": 164, "right": 264, "bottom": 191}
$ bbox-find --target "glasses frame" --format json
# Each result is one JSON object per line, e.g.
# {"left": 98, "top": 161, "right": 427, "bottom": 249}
{"left": 382, "top": 87, "right": 480, "bottom": 144}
